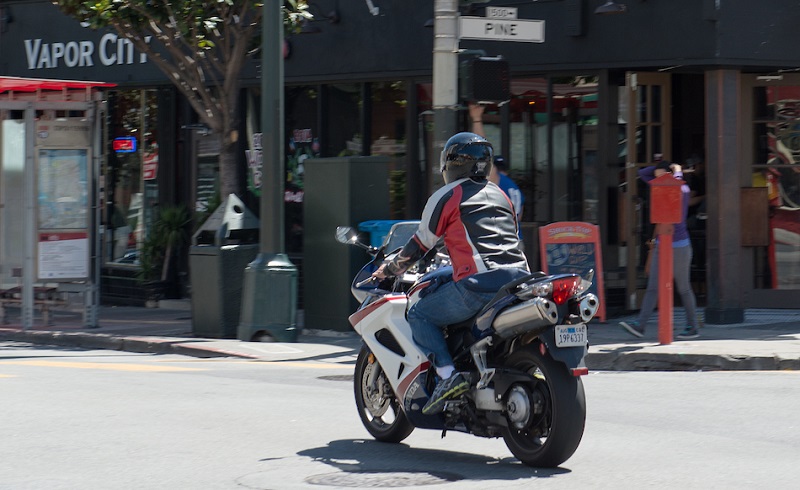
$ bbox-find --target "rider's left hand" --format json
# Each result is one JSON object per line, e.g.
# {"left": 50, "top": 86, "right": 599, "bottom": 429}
{"left": 372, "top": 264, "right": 389, "bottom": 280}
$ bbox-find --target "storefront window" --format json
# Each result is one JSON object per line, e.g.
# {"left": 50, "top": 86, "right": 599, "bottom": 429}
{"left": 751, "top": 86, "right": 800, "bottom": 289}
{"left": 284, "top": 86, "right": 319, "bottom": 253}
{"left": 369, "top": 81, "right": 407, "bottom": 218}
{"left": 104, "top": 89, "right": 159, "bottom": 265}
{"left": 327, "top": 83, "right": 362, "bottom": 157}
{"left": 505, "top": 76, "right": 599, "bottom": 223}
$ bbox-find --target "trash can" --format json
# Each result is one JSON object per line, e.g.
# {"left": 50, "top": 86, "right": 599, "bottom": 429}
{"left": 358, "top": 220, "right": 406, "bottom": 248}
{"left": 189, "top": 194, "right": 260, "bottom": 338}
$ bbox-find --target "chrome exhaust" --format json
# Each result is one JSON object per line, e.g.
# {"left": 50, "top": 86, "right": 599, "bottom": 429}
{"left": 578, "top": 293, "right": 600, "bottom": 322}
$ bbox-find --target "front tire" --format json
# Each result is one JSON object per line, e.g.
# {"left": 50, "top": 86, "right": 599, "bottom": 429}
{"left": 354, "top": 345, "right": 414, "bottom": 443}
{"left": 500, "top": 344, "right": 586, "bottom": 467}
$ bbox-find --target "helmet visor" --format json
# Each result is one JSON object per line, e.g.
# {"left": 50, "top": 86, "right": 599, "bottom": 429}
{"left": 441, "top": 142, "right": 493, "bottom": 172}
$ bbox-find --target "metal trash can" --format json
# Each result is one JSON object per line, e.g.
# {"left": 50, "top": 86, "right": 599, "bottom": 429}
{"left": 189, "top": 194, "right": 260, "bottom": 338}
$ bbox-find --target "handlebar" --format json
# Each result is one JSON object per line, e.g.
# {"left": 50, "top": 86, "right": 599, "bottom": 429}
{"left": 356, "top": 276, "right": 377, "bottom": 288}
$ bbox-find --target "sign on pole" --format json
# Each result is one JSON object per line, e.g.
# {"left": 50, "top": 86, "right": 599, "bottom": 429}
{"left": 459, "top": 16, "right": 545, "bottom": 43}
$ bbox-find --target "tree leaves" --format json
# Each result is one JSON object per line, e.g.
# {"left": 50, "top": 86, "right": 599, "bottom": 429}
{"left": 54, "top": 0, "right": 310, "bottom": 198}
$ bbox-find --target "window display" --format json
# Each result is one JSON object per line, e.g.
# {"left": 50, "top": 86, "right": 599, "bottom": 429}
{"left": 752, "top": 86, "right": 800, "bottom": 289}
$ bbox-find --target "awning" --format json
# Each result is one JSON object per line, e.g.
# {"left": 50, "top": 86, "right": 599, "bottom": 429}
{"left": 0, "top": 76, "right": 116, "bottom": 93}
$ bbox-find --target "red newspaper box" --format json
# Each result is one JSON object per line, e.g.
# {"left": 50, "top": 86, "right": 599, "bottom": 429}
{"left": 649, "top": 173, "right": 684, "bottom": 224}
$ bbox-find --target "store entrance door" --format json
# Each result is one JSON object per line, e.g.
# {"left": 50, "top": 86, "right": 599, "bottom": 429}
{"left": 623, "top": 72, "right": 672, "bottom": 309}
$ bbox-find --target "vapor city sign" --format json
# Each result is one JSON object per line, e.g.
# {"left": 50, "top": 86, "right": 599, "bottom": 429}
{"left": 23, "top": 33, "right": 151, "bottom": 70}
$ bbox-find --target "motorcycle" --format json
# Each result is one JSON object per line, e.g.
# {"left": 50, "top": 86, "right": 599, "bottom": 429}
{"left": 335, "top": 222, "right": 600, "bottom": 467}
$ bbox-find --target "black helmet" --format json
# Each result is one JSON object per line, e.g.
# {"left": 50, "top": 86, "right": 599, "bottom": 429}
{"left": 440, "top": 132, "right": 493, "bottom": 184}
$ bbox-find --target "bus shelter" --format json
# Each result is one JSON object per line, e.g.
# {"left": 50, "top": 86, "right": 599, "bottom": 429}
{"left": 0, "top": 76, "right": 114, "bottom": 329}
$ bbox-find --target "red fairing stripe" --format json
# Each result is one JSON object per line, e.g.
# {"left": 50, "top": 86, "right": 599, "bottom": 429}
{"left": 407, "top": 280, "right": 431, "bottom": 298}
{"left": 398, "top": 360, "right": 432, "bottom": 399}
{"left": 440, "top": 185, "right": 479, "bottom": 281}
{"left": 348, "top": 295, "right": 406, "bottom": 327}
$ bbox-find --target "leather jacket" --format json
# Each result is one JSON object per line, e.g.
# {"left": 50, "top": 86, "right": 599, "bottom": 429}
{"left": 387, "top": 177, "right": 528, "bottom": 281}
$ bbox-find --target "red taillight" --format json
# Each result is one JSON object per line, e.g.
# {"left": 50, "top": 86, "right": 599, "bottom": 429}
{"left": 550, "top": 276, "right": 581, "bottom": 305}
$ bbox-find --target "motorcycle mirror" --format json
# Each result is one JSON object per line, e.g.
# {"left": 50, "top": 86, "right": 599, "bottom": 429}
{"left": 335, "top": 226, "right": 359, "bottom": 244}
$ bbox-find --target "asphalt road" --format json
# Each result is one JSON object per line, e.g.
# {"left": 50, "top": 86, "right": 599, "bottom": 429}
{"left": 1, "top": 341, "right": 798, "bottom": 489}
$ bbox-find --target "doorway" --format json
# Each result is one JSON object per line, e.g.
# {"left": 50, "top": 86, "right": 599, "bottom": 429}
{"left": 621, "top": 72, "right": 707, "bottom": 310}
{"left": 622, "top": 72, "right": 672, "bottom": 310}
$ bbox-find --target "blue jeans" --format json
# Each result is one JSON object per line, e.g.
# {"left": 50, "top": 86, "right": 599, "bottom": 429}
{"left": 407, "top": 279, "right": 495, "bottom": 368}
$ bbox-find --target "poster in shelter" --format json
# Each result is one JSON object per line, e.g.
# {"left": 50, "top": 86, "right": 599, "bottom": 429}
{"left": 38, "top": 232, "right": 89, "bottom": 280}
{"left": 37, "top": 149, "right": 88, "bottom": 230}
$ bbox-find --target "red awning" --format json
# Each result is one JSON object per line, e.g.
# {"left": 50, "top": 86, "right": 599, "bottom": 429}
{"left": 0, "top": 76, "right": 116, "bottom": 93}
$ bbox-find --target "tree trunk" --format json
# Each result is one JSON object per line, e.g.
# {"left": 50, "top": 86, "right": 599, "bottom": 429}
{"left": 218, "top": 140, "right": 241, "bottom": 199}
{"left": 161, "top": 242, "right": 173, "bottom": 283}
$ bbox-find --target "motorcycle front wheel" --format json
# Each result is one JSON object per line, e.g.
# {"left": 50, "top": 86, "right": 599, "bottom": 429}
{"left": 500, "top": 344, "right": 586, "bottom": 468}
{"left": 354, "top": 345, "right": 414, "bottom": 443}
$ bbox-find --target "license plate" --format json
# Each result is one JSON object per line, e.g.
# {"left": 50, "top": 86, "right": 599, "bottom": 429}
{"left": 555, "top": 324, "right": 587, "bottom": 347}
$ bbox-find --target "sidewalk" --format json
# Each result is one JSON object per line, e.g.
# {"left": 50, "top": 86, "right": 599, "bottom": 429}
{"left": 0, "top": 304, "right": 799, "bottom": 371}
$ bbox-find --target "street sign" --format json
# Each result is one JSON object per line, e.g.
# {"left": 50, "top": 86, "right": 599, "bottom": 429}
{"left": 459, "top": 16, "right": 544, "bottom": 43}
{"left": 486, "top": 7, "right": 517, "bottom": 19}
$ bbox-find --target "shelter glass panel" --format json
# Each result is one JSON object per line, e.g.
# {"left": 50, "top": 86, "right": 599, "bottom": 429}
{"left": 1, "top": 119, "right": 26, "bottom": 284}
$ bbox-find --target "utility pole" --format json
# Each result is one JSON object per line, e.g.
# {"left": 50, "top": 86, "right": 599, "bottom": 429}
{"left": 238, "top": 2, "right": 299, "bottom": 342}
{"left": 432, "top": 0, "right": 460, "bottom": 190}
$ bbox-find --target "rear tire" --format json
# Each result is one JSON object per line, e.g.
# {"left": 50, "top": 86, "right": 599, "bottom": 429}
{"left": 354, "top": 345, "right": 414, "bottom": 443}
{"left": 500, "top": 345, "right": 586, "bottom": 467}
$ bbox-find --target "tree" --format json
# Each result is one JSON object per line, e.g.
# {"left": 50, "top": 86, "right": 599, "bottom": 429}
{"left": 137, "top": 204, "right": 190, "bottom": 283}
{"left": 55, "top": 0, "right": 310, "bottom": 199}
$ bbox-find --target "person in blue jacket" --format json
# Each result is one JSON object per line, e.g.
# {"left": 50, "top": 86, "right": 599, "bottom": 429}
{"left": 620, "top": 160, "right": 700, "bottom": 340}
{"left": 491, "top": 155, "right": 524, "bottom": 238}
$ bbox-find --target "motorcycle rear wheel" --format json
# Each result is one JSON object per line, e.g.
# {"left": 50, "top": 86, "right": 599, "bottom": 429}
{"left": 500, "top": 344, "right": 586, "bottom": 468}
{"left": 354, "top": 345, "right": 414, "bottom": 443}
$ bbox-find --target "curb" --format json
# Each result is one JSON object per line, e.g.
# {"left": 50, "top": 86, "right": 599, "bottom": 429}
{"left": 3, "top": 328, "right": 799, "bottom": 371}
{"left": 586, "top": 351, "right": 800, "bottom": 371}
{"left": 0, "top": 330, "right": 252, "bottom": 359}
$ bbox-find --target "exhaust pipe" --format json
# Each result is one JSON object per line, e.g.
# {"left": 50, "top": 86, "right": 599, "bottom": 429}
{"left": 578, "top": 294, "right": 599, "bottom": 322}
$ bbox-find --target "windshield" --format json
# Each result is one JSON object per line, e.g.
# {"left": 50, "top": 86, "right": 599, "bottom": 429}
{"left": 383, "top": 221, "right": 420, "bottom": 252}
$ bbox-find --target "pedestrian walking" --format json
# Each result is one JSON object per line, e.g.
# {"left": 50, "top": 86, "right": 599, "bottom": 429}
{"left": 620, "top": 160, "right": 700, "bottom": 340}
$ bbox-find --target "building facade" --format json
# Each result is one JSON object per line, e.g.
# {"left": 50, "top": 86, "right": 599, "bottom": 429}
{"left": 1, "top": 0, "right": 799, "bottom": 323}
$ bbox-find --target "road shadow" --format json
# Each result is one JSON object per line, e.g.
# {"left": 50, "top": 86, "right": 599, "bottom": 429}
{"left": 295, "top": 438, "right": 570, "bottom": 483}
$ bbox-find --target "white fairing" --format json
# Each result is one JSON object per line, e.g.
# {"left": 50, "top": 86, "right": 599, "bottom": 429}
{"left": 351, "top": 294, "right": 430, "bottom": 398}
{"left": 405, "top": 278, "right": 429, "bottom": 312}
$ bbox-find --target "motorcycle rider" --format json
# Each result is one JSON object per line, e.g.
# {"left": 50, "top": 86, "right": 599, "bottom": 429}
{"left": 372, "top": 132, "right": 529, "bottom": 415}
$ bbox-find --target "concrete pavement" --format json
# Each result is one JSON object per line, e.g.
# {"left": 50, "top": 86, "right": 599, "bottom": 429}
{"left": 0, "top": 303, "right": 799, "bottom": 371}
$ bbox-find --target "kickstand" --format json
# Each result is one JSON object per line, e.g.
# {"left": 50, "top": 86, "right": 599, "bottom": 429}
{"left": 440, "top": 429, "right": 447, "bottom": 439}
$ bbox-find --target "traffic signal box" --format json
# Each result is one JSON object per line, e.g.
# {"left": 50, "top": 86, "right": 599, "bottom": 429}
{"left": 460, "top": 56, "right": 511, "bottom": 103}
